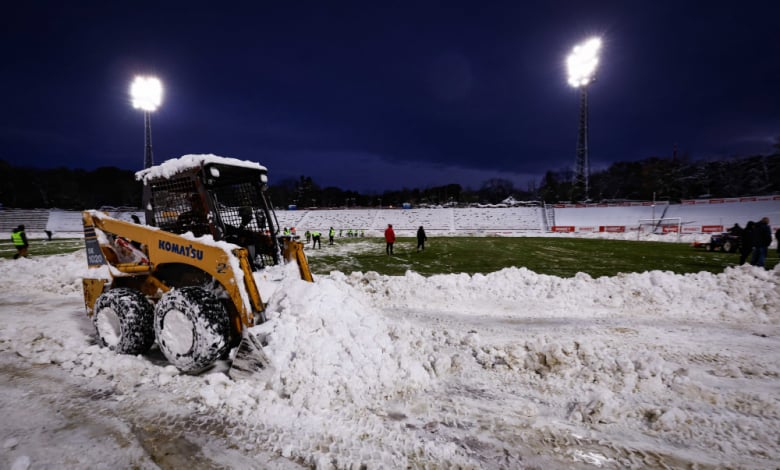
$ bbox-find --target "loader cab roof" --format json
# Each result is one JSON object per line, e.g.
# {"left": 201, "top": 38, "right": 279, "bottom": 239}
{"left": 136, "top": 154, "right": 267, "bottom": 184}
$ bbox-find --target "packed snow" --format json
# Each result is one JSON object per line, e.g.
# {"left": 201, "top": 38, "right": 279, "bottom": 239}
{"left": 136, "top": 154, "right": 266, "bottom": 183}
{"left": 1, "top": 233, "right": 779, "bottom": 469}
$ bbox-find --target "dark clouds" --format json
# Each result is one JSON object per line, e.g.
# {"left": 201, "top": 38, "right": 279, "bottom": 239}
{"left": 2, "top": 1, "right": 779, "bottom": 191}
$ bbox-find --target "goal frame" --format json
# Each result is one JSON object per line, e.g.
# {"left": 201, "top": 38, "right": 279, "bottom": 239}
{"left": 637, "top": 217, "right": 682, "bottom": 240}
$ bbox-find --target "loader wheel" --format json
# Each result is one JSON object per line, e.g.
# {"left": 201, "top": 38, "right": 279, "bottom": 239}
{"left": 154, "top": 287, "right": 229, "bottom": 374}
{"left": 93, "top": 288, "right": 155, "bottom": 355}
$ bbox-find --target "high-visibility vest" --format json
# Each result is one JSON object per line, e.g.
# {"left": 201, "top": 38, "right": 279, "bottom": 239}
{"left": 329, "top": 228, "right": 335, "bottom": 236}
{"left": 11, "top": 231, "right": 25, "bottom": 247}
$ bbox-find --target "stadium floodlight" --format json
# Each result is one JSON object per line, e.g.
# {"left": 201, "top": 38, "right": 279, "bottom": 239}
{"left": 130, "top": 75, "right": 163, "bottom": 223}
{"left": 130, "top": 76, "right": 163, "bottom": 112}
{"left": 566, "top": 37, "right": 602, "bottom": 88}
{"left": 566, "top": 37, "right": 602, "bottom": 201}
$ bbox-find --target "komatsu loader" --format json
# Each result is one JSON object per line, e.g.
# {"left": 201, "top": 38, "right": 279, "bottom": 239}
{"left": 81, "top": 154, "right": 312, "bottom": 375}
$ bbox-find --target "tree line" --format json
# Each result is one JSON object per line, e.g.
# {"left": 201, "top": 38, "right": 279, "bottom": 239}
{"left": 1, "top": 152, "right": 778, "bottom": 210}
{"left": 543, "top": 152, "right": 780, "bottom": 203}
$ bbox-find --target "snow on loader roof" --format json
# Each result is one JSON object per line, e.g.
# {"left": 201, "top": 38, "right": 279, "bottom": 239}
{"left": 136, "top": 154, "right": 267, "bottom": 183}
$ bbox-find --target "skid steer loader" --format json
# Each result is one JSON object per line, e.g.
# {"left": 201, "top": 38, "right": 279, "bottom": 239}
{"left": 81, "top": 154, "right": 312, "bottom": 375}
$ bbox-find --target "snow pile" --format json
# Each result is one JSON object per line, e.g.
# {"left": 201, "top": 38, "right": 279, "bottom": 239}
{"left": 338, "top": 265, "right": 780, "bottom": 323}
{"left": 1, "top": 249, "right": 780, "bottom": 468}
{"left": 254, "top": 273, "right": 434, "bottom": 410}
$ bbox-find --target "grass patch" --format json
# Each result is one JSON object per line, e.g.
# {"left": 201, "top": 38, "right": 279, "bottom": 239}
{"left": 4, "top": 236, "right": 775, "bottom": 278}
{"left": 0, "top": 238, "right": 84, "bottom": 259}
{"left": 307, "top": 237, "right": 777, "bottom": 278}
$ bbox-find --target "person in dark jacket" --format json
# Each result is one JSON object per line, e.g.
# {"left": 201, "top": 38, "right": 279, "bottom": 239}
{"left": 739, "top": 221, "right": 754, "bottom": 265}
{"left": 750, "top": 217, "right": 771, "bottom": 267}
{"left": 416, "top": 226, "right": 427, "bottom": 252}
{"left": 11, "top": 225, "right": 29, "bottom": 259}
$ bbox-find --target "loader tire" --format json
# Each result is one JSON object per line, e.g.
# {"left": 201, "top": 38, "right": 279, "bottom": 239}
{"left": 93, "top": 288, "right": 155, "bottom": 355}
{"left": 154, "top": 287, "right": 229, "bottom": 374}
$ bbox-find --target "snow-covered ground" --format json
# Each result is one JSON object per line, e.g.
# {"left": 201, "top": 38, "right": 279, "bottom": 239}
{"left": 1, "top": 238, "right": 779, "bottom": 468}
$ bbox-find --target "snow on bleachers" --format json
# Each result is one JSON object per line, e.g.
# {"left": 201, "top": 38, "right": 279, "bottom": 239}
{"left": 273, "top": 206, "right": 545, "bottom": 236}
{"left": 372, "top": 209, "right": 449, "bottom": 234}
{"left": 275, "top": 208, "right": 452, "bottom": 236}
{"left": 273, "top": 209, "right": 373, "bottom": 234}
{"left": 666, "top": 200, "right": 780, "bottom": 228}
{"left": 453, "top": 207, "right": 542, "bottom": 232}
{"left": 553, "top": 199, "right": 779, "bottom": 232}
{"left": 46, "top": 210, "right": 144, "bottom": 236}
{"left": 46, "top": 210, "right": 85, "bottom": 233}
{"left": 0, "top": 209, "right": 51, "bottom": 233}
{"left": 274, "top": 210, "right": 308, "bottom": 230}
{"left": 6, "top": 199, "right": 777, "bottom": 239}
{"left": 553, "top": 206, "right": 659, "bottom": 228}
{"left": 302, "top": 209, "right": 378, "bottom": 232}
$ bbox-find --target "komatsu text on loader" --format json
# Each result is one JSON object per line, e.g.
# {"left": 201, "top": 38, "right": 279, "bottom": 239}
{"left": 81, "top": 154, "right": 312, "bottom": 374}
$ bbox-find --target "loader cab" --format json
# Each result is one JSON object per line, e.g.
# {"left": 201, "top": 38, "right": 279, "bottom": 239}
{"left": 142, "top": 156, "right": 283, "bottom": 269}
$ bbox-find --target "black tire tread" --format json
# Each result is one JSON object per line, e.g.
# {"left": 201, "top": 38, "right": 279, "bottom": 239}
{"left": 154, "top": 286, "right": 229, "bottom": 373}
{"left": 93, "top": 288, "right": 155, "bottom": 355}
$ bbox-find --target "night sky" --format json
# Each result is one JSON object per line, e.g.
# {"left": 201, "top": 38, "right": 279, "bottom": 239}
{"left": 3, "top": 1, "right": 779, "bottom": 192}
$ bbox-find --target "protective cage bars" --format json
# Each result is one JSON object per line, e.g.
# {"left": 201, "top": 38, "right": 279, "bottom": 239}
{"left": 212, "top": 181, "right": 280, "bottom": 268}
{"left": 149, "top": 176, "right": 207, "bottom": 235}
{"left": 212, "top": 181, "right": 266, "bottom": 232}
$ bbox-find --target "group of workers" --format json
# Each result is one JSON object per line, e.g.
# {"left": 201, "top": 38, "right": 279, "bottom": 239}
{"left": 289, "top": 225, "right": 428, "bottom": 254}
{"left": 299, "top": 227, "right": 366, "bottom": 249}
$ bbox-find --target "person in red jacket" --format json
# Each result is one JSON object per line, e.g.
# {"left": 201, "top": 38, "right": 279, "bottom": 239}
{"left": 384, "top": 224, "right": 396, "bottom": 255}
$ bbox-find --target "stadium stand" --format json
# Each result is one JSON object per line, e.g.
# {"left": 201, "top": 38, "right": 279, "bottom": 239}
{"left": 452, "top": 207, "right": 542, "bottom": 233}
{"left": 0, "top": 209, "right": 50, "bottom": 233}
{"left": 4, "top": 199, "right": 778, "bottom": 238}
{"left": 276, "top": 207, "right": 544, "bottom": 235}
{"left": 46, "top": 210, "right": 85, "bottom": 234}
{"left": 554, "top": 205, "right": 660, "bottom": 228}
{"left": 666, "top": 199, "right": 780, "bottom": 229}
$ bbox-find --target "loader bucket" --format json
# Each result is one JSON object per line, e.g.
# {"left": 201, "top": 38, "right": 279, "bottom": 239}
{"left": 227, "top": 330, "right": 274, "bottom": 381}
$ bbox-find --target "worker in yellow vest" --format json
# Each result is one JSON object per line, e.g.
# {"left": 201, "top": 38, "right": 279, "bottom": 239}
{"left": 311, "top": 230, "right": 321, "bottom": 249}
{"left": 11, "top": 225, "right": 29, "bottom": 259}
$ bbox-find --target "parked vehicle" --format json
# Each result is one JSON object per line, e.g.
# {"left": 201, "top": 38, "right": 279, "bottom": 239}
{"left": 695, "top": 232, "right": 740, "bottom": 253}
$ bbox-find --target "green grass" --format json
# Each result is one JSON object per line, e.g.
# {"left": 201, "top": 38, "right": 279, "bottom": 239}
{"left": 307, "top": 237, "right": 778, "bottom": 278}
{"left": 0, "top": 238, "right": 84, "bottom": 259}
{"left": 4, "top": 236, "right": 776, "bottom": 278}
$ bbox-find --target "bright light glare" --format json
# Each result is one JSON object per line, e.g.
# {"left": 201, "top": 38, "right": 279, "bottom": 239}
{"left": 566, "top": 37, "right": 602, "bottom": 88}
{"left": 130, "top": 76, "right": 163, "bottom": 111}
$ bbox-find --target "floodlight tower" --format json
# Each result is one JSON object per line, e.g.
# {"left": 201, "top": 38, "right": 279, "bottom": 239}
{"left": 566, "top": 37, "right": 602, "bottom": 201}
{"left": 130, "top": 76, "right": 163, "bottom": 223}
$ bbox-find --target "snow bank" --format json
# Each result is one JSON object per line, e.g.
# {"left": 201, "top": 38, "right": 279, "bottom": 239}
{"left": 1, "top": 248, "right": 779, "bottom": 468}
